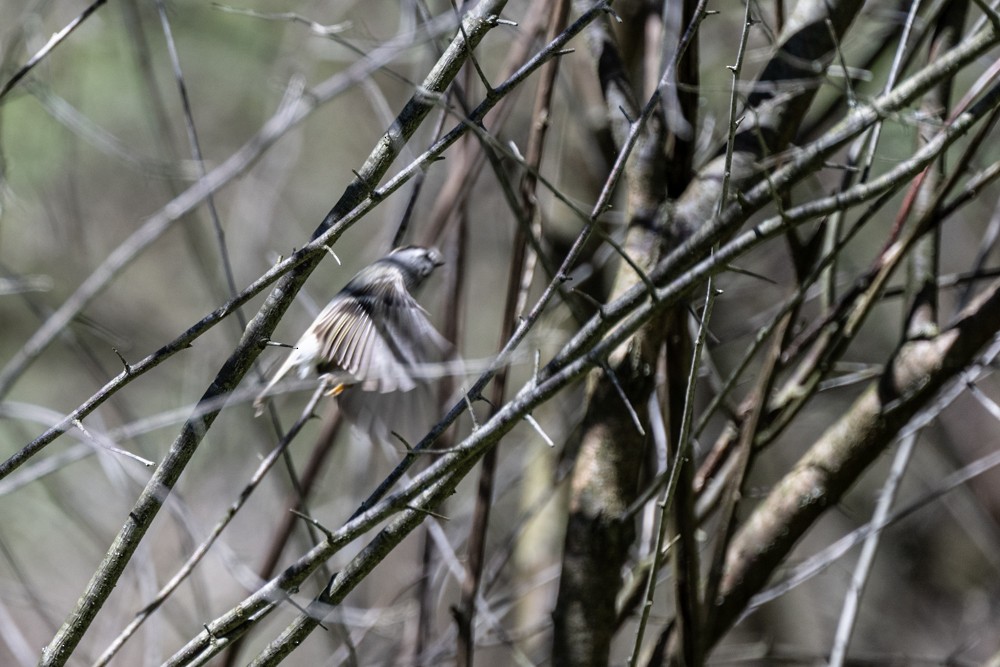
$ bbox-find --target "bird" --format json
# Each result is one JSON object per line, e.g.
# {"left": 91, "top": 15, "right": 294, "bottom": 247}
{"left": 253, "top": 245, "right": 451, "bottom": 442}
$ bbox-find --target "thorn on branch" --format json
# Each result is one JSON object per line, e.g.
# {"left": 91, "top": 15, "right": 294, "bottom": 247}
{"left": 724, "top": 263, "right": 776, "bottom": 284}
{"left": 570, "top": 287, "right": 607, "bottom": 319}
{"left": 604, "top": 6, "right": 623, "bottom": 23}
{"left": 618, "top": 105, "right": 636, "bottom": 124}
{"left": 464, "top": 387, "right": 492, "bottom": 407}
{"left": 507, "top": 139, "right": 524, "bottom": 161}
{"left": 601, "top": 362, "right": 646, "bottom": 436}
{"left": 457, "top": 12, "right": 495, "bottom": 95}
{"left": 464, "top": 393, "right": 482, "bottom": 431}
{"left": 405, "top": 504, "right": 449, "bottom": 520}
{"left": 823, "top": 161, "right": 859, "bottom": 172}
{"left": 524, "top": 413, "right": 555, "bottom": 447}
{"left": 392, "top": 431, "right": 414, "bottom": 452}
{"left": 263, "top": 339, "right": 296, "bottom": 350}
{"left": 112, "top": 347, "right": 132, "bottom": 375}
{"left": 322, "top": 245, "right": 342, "bottom": 265}
{"left": 492, "top": 16, "right": 518, "bottom": 27}
{"left": 289, "top": 508, "right": 334, "bottom": 540}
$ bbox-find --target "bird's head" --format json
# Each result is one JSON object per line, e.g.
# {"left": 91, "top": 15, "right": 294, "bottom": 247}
{"left": 386, "top": 245, "right": 444, "bottom": 287}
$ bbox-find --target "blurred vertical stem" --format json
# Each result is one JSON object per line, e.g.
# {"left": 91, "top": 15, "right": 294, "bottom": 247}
{"left": 455, "top": 2, "right": 569, "bottom": 665}
{"left": 552, "top": 0, "right": 672, "bottom": 663}
{"left": 904, "top": 2, "right": 965, "bottom": 341}
{"left": 648, "top": 3, "right": 752, "bottom": 663}
{"left": 828, "top": 4, "right": 967, "bottom": 666}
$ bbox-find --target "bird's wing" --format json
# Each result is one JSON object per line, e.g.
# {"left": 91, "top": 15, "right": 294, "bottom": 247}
{"left": 254, "top": 265, "right": 455, "bottom": 419}
{"left": 313, "top": 270, "right": 451, "bottom": 393}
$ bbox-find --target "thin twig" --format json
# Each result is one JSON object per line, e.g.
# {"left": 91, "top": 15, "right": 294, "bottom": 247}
{"left": 0, "top": 0, "right": 108, "bottom": 101}
{"left": 92, "top": 385, "right": 327, "bottom": 666}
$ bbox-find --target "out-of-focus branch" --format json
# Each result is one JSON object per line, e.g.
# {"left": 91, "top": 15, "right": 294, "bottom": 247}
{"left": 37, "top": 3, "right": 512, "bottom": 665}
{"left": 456, "top": 1, "right": 570, "bottom": 664}
{"left": 552, "top": 0, "right": 671, "bottom": 662}
{"left": 904, "top": 3, "right": 967, "bottom": 341}
{"left": 669, "top": 0, "right": 865, "bottom": 241}
{"left": 0, "top": 10, "right": 469, "bottom": 404}
{"left": 161, "top": 83, "right": 1000, "bottom": 660}
{"left": 711, "top": 275, "right": 1000, "bottom": 645}
{"left": 91, "top": 382, "right": 330, "bottom": 666}
{"left": 0, "top": 0, "right": 107, "bottom": 101}
{"left": 548, "top": 17, "right": 1000, "bottom": 377}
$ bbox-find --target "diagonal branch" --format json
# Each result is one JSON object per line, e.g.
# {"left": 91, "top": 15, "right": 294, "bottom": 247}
{"left": 37, "top": 3, "right": 513, "bottom": 664}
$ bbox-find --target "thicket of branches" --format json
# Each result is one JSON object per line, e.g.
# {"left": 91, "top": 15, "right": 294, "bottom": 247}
{"left": 2, "top": 0, "right": 1000, "bottom": 665}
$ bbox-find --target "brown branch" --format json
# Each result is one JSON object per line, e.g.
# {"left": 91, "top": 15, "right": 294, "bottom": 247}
{"left": 710, "top": 275, "right": 1000, "bottom": 645}
{"left": 456, "top": 4, "right": 570, "bottom": 665}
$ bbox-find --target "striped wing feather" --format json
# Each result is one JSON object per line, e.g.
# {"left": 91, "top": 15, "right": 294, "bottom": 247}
{"left": 311, "top": 270, "right": 447, "bottom": 393}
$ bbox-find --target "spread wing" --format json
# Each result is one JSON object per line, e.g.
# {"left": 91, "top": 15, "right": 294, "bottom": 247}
{"left": 253, "top": 264, "right": 453, "bottom": 421}
{"left": 312, "top": 269, "right": 451, "bottom": 393}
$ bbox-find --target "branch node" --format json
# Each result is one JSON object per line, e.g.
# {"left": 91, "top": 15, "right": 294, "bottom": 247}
{"left": 464, "top": 392, "right": 482, "bottom": 431}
